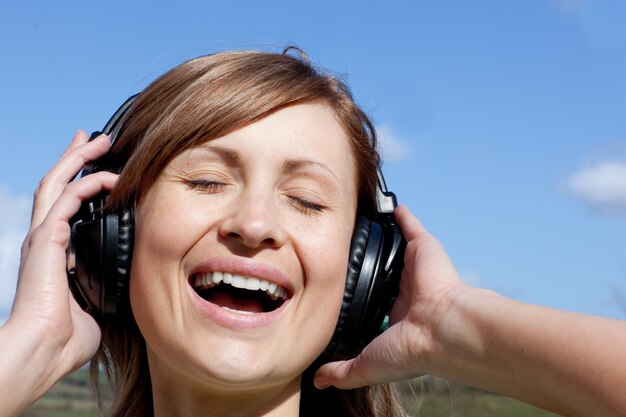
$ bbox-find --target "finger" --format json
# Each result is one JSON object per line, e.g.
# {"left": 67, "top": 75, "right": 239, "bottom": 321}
{"left": 68, "top": 294, "right": 102, "bottom": 363}
{"left": 59, "top": 130, "right": 89, "bottom": 160}
{"left": 43, "top": 171, "right": 119, "bottom": 226}
{"left": 31, "top": 134, "right": 111, "bottom": 228}
{"left": 29, "top": 130, "right": 90, "bottom": 233}
{"left": 314, "top": 359, "right": 361, "bottom": 390}
{"left": 394, "top": 205, "right": 427, "bottom": 242}
{"left": 314, "top": 349, "right": 393, "bottom": 390}
{"left": 314, "top": 327, "right": 411, "bottom": 389}
{"left": 15, "top": 172, "right": 119, "bottom": 305}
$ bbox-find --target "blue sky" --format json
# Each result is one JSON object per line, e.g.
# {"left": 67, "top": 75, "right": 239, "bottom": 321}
{"left": 1, "top": 0, "right": 625, "bottom": 321}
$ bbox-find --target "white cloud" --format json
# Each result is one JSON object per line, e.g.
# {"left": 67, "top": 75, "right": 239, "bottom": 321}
{"left": 0, "top": 187, "right": 30, "bottom": 322}
{"left": 0, "top": 187, "right": 30, "bottom": 229}
{"left": 552, "top": 0, "right": 626, "bottom": 50}
{"left": 376, "top": 124, "right": 414, "bottom": 163}
{"left": 552, "top": 0, "right": 587, "bottom": 15}
{"left": 567, "top": 161, "right": 626, "bottom": 215}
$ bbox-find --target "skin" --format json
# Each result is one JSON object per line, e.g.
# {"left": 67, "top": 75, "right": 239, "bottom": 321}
{"left": 2, "top": 103, "right": 625, "bottom": 417}
{"left": 0, "top": 131, "right": 115, "bottom": 416}
{"left": 315, "top": 206, "right": 626, "bottom": 417}
{"left": 130, "top": 102, "right": 358, "bottom": 417}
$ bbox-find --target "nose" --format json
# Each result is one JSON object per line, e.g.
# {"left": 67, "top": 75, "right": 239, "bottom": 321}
{"left": 218, "top": 191, "right": 287, "bottom": 251}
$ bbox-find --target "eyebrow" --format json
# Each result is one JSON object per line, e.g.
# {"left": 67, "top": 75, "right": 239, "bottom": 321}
{"left": 283, "top": 159, "right": 339, "bottom": 182}
{"left": 202, "top": 145, "right": 239, "bottom": 164}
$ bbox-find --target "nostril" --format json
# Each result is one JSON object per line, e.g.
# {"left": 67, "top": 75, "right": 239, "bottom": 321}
{"left": 217, "top": 207, "right": 286, "bottom": 249}
{"left": 261, "top": 236, "right": 276, "bottom": 245}
{"left": 223, "top": 225, "right": 279, "bottom": 248}
{"left": 230, "top": 234, "right": 276, "bottom": 249}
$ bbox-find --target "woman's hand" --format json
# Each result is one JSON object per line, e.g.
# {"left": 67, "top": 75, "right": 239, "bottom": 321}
{"left": 315, "top": 204, "right": 468, "bottom": 389}
{"left": 0, "top": 130, "right": 117, "bottom": 416}
{"left": 316, "top": 205, "right": 626, "bottom": 417}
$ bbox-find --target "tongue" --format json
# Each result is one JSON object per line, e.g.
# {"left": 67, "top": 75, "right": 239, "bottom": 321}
{"left": 205, "top": 288, "right": 265, "bottom": 313}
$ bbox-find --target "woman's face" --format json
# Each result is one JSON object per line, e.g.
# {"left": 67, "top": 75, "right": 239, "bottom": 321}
{"left": 130, "top": 102, "right": 358, "bottom": 391}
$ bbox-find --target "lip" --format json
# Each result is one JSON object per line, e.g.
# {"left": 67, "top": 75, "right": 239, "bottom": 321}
{"left": 187, "top": 257, "right": 295, "bottom": 330}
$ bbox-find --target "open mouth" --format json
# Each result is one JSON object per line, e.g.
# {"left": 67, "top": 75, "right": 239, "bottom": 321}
{"left": 191, "top": 271, "right": 289, "bottom": 314}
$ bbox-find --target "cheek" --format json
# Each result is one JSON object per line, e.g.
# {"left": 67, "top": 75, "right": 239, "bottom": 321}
{"left": 128, "top": 197, "right": 201, "bottom": 333}
{"left": 298, "top": 216, "right": 353, "bottom": 279}
{"left": 131, "top": 205, "right": 185, "bottom": 290}
{"left": 128, "top": 213, "right": 174, "bottom": 336}
{"left": 296, "top": 221, "right": 354, "bottom": 329}
{"left": 131, "top": 188, "right": 210, "bottom": 286}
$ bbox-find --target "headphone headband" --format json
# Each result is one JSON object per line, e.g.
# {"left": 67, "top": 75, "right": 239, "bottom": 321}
{"left": 375, "top": 170, "right": 398, "bottom": 214}
{"left": 101, "top": 94, "right": 138, "bottom": 139}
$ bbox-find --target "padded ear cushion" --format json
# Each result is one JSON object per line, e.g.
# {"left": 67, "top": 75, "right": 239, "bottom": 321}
{"left": 322, "top": 216, "right": 371, "bottom": 361}
{"left": 116, "top": 209, "right": 134, "bottom": 290}
{"left": 101, "top": 209, "right": 134, "bottom": 318}
{"left": 70, "top": 198, "right": 134, "bottom": 319}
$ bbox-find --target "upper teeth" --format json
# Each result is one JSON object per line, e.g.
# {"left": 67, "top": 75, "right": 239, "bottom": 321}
{"left": 192, "top": 272, "right": 288, "bottom": 300}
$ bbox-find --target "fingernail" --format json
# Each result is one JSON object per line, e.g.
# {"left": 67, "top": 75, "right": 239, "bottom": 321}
{"left": 96, "top": 133, "right": 112, "bottom": 146}
{"left": 89, "top": 131, "right": 108, "bottom": 142}
{"left": 313, "top": 378, "right": 330, "bottom": 390}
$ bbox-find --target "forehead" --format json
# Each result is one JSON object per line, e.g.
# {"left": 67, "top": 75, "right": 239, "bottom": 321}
{"left": 169, "top": 102, "right": 357, "bottom": 187}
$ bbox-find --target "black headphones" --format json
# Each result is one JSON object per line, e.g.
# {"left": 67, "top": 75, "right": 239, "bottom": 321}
{"left": 67, "top": 95, "right": 406, "bottom": 362}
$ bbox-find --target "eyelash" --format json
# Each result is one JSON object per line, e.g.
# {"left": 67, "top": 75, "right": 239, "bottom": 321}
{"left": 185, "top": 179, "right": 327, "bottom": 214}
{"left": 185, "top": 179, "right": 225, "bottom": 192}
{"left": 289, "top": 196, "right": 326, "bottom": 215}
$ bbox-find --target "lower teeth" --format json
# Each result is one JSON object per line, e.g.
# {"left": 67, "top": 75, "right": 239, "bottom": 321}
{"left": 221, "top": 306, "right": 256, "bottom": 315}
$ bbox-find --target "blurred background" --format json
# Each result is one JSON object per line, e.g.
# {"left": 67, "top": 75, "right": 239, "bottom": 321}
{"left": 2, "top": 1, "right": 625, "bottom": 415}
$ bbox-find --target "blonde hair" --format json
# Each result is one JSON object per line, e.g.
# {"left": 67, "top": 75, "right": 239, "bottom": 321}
{"left": 91, "top": 48, "right": 406, "bottom": 417}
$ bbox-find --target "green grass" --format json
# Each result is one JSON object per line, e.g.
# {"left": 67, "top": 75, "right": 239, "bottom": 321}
{"left": 24, "top": 370, "right": 562, "bottom": 416}
{"left": 399, "top": 377, "right": 562, "bottom": 417}
{"left": 22, "top": 369, "right": 99, "bottom": 417}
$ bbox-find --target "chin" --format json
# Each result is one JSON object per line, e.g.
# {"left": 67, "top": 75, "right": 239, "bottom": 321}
{"left": 143, "top": 331, "right": 312, "bottom": 393}
{"left": 130, "top": 260, "right": 341, "bottom": 393}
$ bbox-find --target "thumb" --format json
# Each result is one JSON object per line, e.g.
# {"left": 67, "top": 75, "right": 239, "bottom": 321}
{"left": 313, "top": 323, "right": 424, "bottom": 389}
{"left": 314, "top": 357, "right": 370, "bottom": 390}
{"left": 313, "top": 327, "right": 405, "bottom": 389}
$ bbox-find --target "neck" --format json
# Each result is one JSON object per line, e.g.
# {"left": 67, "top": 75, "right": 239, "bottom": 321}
{"left": 148, "top": 354, "right": 302, "bottom": 417}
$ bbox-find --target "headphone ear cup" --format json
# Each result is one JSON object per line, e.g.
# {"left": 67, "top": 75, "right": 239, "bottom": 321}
{"left": 320, "top": 213, "right": 404, "bottom": 364}
{"left": 69, "top": 195, "right": 133, "bottom": 319}
{"left": 323, "top": 216, "right": 379, "bottom": 361}
{"left": 102, "top": 208, "right": 134, "bottom": 317}
{"left": 68, "top": 96, "right": 138, "bottom": 320}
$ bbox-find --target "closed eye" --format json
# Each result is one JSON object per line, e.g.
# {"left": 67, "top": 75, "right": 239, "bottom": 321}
{"left": 185, "top": 179, "right": 227, "bottom": 193}
{"left": 289, "top": 196, "right": 326, "bottom": 215}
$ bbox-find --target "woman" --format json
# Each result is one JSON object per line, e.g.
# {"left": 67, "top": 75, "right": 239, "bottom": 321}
{"left": 2, "top": 49, "right": 405, "bottom": 417}
{"left": 3, "top": 48, "right": 626, "bottom": 417}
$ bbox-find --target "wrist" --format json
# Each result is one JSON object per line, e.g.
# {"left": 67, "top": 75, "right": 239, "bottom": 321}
{"left": 0, "top": 317, "right": 71, "bottom": 415}
{"left": 420, "top": 285, "right": 502, "bottom": 378}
